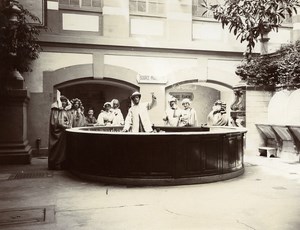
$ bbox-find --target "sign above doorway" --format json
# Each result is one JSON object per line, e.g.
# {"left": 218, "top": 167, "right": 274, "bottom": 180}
{"left": 169, "top": 92, "right": 194, "bottom": 101}
{"left": 136, "top": 74, "right": 167, "bottom": 84}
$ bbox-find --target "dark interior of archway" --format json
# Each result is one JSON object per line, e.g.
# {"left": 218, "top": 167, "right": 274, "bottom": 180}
{"left": 59, "top": 83, "right": 132, "bottom": 118}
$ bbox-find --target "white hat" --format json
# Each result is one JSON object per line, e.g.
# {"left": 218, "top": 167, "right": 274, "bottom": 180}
{"left": 103, "top": 102, "right": 112, "bottom": 108}
{"left": 181, "top": 98, "right": 191, "bottom": 105}
{"left": 168, "top": 97, "right": 177, "bottom": 103}
{"left": 130, "top": 91, "right": 141, "bottom": 99}
{"left": 111, "top": 99, "right": 119, "bottom": 104}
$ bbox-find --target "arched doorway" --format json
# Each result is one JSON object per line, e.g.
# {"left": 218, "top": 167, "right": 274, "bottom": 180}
{"left": 166, "top": 80, "right": 234, "bottom": 125}
{"left": 55, "top": 77, "right": 138, "bottom": 118}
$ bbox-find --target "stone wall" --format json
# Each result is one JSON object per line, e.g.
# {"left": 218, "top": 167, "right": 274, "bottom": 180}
{"left": 245, "top": 89, "right": 274, "bottom": 152}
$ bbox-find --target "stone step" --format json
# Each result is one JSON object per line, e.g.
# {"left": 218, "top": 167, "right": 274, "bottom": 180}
{"left": 258, "top": 147, "right": 277, "bottom": 157}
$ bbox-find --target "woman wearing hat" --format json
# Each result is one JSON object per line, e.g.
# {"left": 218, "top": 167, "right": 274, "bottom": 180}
{"left": 70, "top": 98, "right": 86, "bottom": 127}
{"left": 48, "top": 95, "right": 72, "bottom": 170}
{"left": 111, "top": 99, "right": 124, "bottom": 125}
{"left": 178, "top": 98, "right": 198, "bottom": 127}
{"left": 163, "top": 96, "right": 183, "bottom": 127}
{"left": 97, "top": 102, "right": 115, "bottom": 126}
{"left": 123, "top": 91, "right": 157, "bottom": 132}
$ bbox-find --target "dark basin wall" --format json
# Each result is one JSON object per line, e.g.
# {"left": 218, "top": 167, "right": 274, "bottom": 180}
{"left": 66, "top": 126, "right": 245, "bottom": 185}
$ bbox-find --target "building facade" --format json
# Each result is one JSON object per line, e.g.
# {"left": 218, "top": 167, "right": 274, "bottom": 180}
{"left": 19, "top": 0, "right": 294, "bottom": 155}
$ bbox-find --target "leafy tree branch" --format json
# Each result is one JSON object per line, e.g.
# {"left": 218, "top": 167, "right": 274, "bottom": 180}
{"left": 202, "top": 0, "right": 300, "bottom": 59}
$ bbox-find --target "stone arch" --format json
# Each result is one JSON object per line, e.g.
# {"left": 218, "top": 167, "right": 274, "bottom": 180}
{"left": 43, "top": 63, "right": 139, "bottom": 96}
{"left": 166, "top": 79, "right": 233, "bottom": 91}
{"left": 165, "top": 79, "right": 233, "bottom": 125}
{"left": 36, "top": 64, "right": 139, "bottom": 151}
{"left": 43, "top": 64, "right": 94, "bottom": 94}
{"left": 286, "top": 89, "right": 300, "bottom": 124}
{"left": 268, "top": 90, "right": 291, "bottom": 124}
{"left": 54, "top": 77, "right": 138, "bottom": 116}
{"left": 268, "top": 89, "right": 300, "bottom": 125}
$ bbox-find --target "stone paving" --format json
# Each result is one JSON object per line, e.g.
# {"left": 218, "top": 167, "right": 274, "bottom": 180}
{"left": 0, "top": 153, "right": 300, "bottom": 230}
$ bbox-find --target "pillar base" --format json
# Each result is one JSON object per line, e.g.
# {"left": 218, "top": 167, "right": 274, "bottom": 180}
{"left": 0, "top": 85, "right": 32, "bottom": 165}
{"left": 0, "top": 141, "right": 32, "bottom": 164}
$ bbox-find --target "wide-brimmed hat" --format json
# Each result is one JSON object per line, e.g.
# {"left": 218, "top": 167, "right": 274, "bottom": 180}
{"left": 181, "top": 98, "right": 191, "bottom": 105}
{"left": 130, "top": 91, "right": 141, "bottom": 100}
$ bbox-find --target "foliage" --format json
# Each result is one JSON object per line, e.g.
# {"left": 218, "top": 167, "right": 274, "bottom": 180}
{"left": 276, "top": 40, "right": 300, "bottom": 85}
{"left": 202, "top": 0, "right": 300, "bottom": 59}
{"left": 235, "top": 55, "right": 278, "bottom": 87}
{"left": 235, "top": 41, "right": 300, "bottom": 88}
{"left": 0, "top": 0, "right": 42, "bottom": 74}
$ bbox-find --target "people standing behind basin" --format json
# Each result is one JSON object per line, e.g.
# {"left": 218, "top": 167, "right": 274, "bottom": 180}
{"left": 85, "top": 107, "right": 97, "bottom": 126}
{"left": 123, "top": 92, "right": 157, "bottom": 132}
{"left": 111, "top": 99, "right": 124, "bottom": 125}
{"left": 163, "top": 96, "right": 183, "bottom": 127}
{"left": 48, "top": 95, "right": 72, "bottom": 170}
{"left": 97, "top": 102, "right": 115, "bottom": 126}
{"left": 70, "top": 98, "right": 86, "bottom": 127}
{"left": 207, "top": 100, "right": 228, "bottom": 126}
{"left": 178, "top": 98, "right": 198, "bottom": 127}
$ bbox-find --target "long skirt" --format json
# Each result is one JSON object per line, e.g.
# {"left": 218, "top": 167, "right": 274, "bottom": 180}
{"left": 48, "top": 127, "right": 67, "bottom": 170}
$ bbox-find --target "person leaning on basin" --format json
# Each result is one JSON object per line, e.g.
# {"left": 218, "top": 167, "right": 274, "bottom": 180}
{"left": 85, "top": 107, "right": 97, "bottom": 126}
{"left": 122, "top": 91, "right": 157, "bottom": 132}
{"left": 111, "top": 99, "right": 124, "bottom": 126}
{"left": 97, "top": 102, "right": 115, "bottom": 126}
{"left": 207, "top": 100, "right": 229, "bottom": 126}
{"left": 178, "top": 98, "right": 198, "bottom": 127}
{"left": 163, "top": 96, "right": 183, "bottom": 127}
{"left": 70, "top": 98, "right": 86, "bottom": 127}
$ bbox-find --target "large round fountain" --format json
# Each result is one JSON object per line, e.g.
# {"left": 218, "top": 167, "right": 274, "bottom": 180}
{"left": 66, "top": 126, "right": 247, "bottom": 186}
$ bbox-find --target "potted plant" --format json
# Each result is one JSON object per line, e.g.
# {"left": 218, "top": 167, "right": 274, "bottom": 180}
{"left": 0, "top": 0, "right": 42, "bottom": 92}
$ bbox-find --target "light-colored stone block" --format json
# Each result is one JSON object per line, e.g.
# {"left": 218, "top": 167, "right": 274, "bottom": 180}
{"left": 258, "top": 147, "right": 277, "bottom": 157}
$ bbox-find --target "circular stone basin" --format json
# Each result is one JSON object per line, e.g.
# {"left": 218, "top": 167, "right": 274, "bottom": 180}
{"left": 66, "top": 126, "right": 247, "bottom": 186}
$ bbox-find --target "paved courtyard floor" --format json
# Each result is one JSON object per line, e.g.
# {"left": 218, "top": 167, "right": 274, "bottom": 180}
{"left": 0, "top": 152, "right": 300, "bottom": 230}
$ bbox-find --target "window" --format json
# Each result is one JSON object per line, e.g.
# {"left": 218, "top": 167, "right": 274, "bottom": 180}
{"left": 59, "top": 0, "right": 103, "bottom": 35}
{"left": 129, "top": 0, "right": 165, "bottom": 17}
{"left": 192, "top": 0, "right": 222, "bottom": 19}
{"left": 282, "top": 12, "right": 292, "bottom": 24}
{"left": 59, "top": 0, "right": 102, "bottom": 11}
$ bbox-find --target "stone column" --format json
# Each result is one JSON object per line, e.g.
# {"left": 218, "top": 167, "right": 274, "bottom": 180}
{"left": 0, "top": 79, "right": 32, "bottom": 164}
{"left": 102, "top": 0, "right": 130, "bottom": 38}
{"left": 259, "top": 31, "right": 270, "bottom": 55}
{"left": 166, "top": 0, "right": 192, "bottom": 42}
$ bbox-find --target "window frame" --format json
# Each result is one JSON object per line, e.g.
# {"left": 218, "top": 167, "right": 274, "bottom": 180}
{"left": 129, "top": 0, "right": 166, "bottom": 18}
{"left": 59, "top": 10, "right": 103, "bottom": 36}
{"left": 192, "top": 0, "right": 221, "bottom": 20}
{"left": 59, "top": 0, "right": 103, "bottom": 13}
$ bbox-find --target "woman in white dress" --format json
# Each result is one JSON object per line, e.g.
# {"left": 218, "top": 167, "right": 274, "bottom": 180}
{"left": 111, "top": 99, "right": 124, "bottom": 125}
{"left": 97, "top": 102, "right": 115, "bottom": 126}
{"left": 178, "top": 98, "right": 198, "bottom": 127}
{"left": 163, "top": 97, "right": 182, "bottom": 127}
